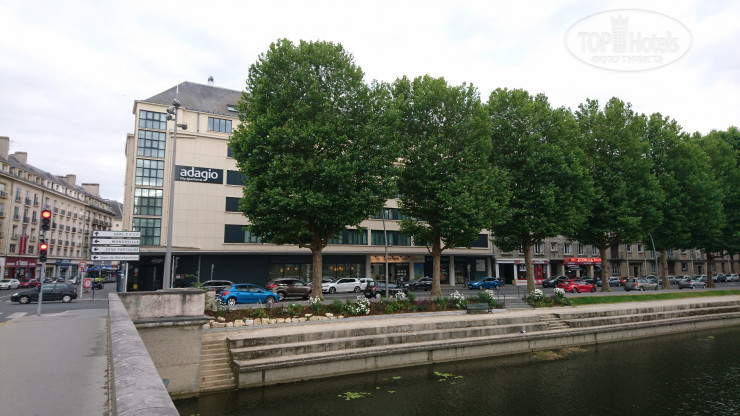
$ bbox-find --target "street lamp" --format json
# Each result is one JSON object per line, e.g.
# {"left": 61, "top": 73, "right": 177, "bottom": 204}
{"left": 163, "top": 99, "right": 187, "bottom": 289}
{"left": 382, "top": 208, "right": 389, "bottom": 297}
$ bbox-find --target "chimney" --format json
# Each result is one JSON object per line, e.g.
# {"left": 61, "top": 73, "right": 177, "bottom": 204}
{"left": 0, "top": 136, "right": 9, "bottom": 159}
{"left": 12, "top": 151, "right": 27, "bottom": 164}
{"left": 208, "top": 76, "right": 214, "bottom": 86}
{"left": 64, "top": 174, "right": 77, "bottom": 186}
{"left": 82, "top": 183, "right": 100, "bottom": 197}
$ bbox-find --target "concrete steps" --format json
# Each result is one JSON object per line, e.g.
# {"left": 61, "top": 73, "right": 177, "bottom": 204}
{"left": 538, "top": 313, "right": 569, "bottom": 330}
{"left": 199, "top": 338, "right": 236, "bottom": 393}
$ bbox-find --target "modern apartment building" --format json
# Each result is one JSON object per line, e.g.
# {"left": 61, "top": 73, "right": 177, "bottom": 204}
{"left": 122, "top": 80, "right": 732, "bottom": 291}
{"left": 0, "top": 136, "right": 115, "bottom": 281}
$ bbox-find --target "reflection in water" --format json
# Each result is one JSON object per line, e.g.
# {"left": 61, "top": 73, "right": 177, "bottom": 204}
{"left": 177, "top": 326, "right": 740, "bottom": 416}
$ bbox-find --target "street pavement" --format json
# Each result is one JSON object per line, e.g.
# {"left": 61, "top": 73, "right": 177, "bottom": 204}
{"left": 0, "top": 302, "right": 109, "bottom": 415}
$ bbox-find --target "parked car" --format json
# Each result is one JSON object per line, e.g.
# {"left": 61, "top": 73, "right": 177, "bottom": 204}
{"left": 557, "top": 279, "right": 596, "bottom": 293}
{"left": 19, "top": 279, "right": 39, "bottom": 288}
{"left": 0, "top": 278, "right": 20, "bottom": 290}
{"left": 678, "top": 278, "right": 706, "bottom": 289}
{"left": 217, "top": 284, "right": 277, "bottom": 306}
{"left": 727, "top": 274, "right": 740, "bottom": 282}
{"left": 712, "top": 273, "right": 727, "bottom": 283}
{"left": 596, "top": 276, "right": 623, "bottom": 288}
{"left": 68, "top": 275, "right": 80, "bottom": 285}
{"left": 364, "top": 281, "right": 408, "bottom": 299}
{"left": 322, "top": 277, "right": 362, "bottom": 294}
{"left": 55, "top": 276, "right": 66, "bottom": 282}
{"left": 468, "top": 277, "right": 501, "bottom": 290}
{"left": 11, "top": 283, "right": 78, "bottom": 304}
{"left": 407, "top": 277, "right": 434, "bottom": 291}
{"left": 265, "top": 278, "right": 312, "bottom": 301}
{"left": 201, "top": 280, "right": 235, "bottom": 294}
{"left": 542, "top": 275, "right": 567, "bottom": 288}
{"left": 358, "top": 277, "right": 374, "bottom": 290}
{"left": 694, "top": 275, "right": 708, "bottom": 283}
{"left": 624, "top": 277, "right": 658, "bottom": 291}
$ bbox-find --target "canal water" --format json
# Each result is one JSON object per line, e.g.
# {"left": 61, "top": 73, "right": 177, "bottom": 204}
{"left": 176, "top": 325, "right": 740, "bottom": 416}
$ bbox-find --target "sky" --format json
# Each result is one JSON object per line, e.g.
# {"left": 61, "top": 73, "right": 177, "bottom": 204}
{"left": 1, "top": 0, "right": 738, "bottom": 203}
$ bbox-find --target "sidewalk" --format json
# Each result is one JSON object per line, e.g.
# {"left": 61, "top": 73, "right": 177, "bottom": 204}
{"left": 0, "top": 307, "right": 109, "bottom": 416}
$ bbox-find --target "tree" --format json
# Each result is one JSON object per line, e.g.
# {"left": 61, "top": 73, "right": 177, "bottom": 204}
{"left": 230, "top": 39, "right": 397, "bottom": 297}
{"left": 645, "top": 114, "right": 721, "bottom": 288}
{"left": 392, "top": 75, "right": 508, "bottom": 297}
{"left": 486, "top": 88, "right": 593, "bottom": 293}
{"left": 574, "top": 98, "right": 664, "bottom": 291}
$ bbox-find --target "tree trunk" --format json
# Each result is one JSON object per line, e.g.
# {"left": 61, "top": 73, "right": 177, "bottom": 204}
{"left": 310, "top": 234, "right": 324, "bottom": 299}
{"left": 660, "top": 248, "right": 671, "bottom": 289}
{"left": 524, "top": 242, "right": 535, "bottom": 294}
{"left": 706, "top": 253, "right": 716, "bottom": 288}
{"left": 431, "top": 239, "right": 443, "bottom": 297}
{"left": 599, "top": 244, "right": 611, "bottom": 292}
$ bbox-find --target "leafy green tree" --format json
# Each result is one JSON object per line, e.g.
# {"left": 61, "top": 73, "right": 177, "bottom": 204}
{"left": 694, "top": 129, "right": 736, "bottom": 287}
{"left": 392, "top": 75, "right": 508, "bottom": 296}
{"left": 646, "top": 114, "right": 722, "bottom": 288}
{"left": 574, "top": 98, "right": 664, "bottom": 291}
{"left": 230, "top": 39, "right": 397, "bottom": 297}
{"left": 486, "top": 88, "right": 593, "bottom": 293}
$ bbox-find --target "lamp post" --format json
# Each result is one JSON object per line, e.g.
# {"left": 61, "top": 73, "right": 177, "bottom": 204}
{"left": 163, "top": 99, "right": 187, "bottom": 289}
{"left": 382, "top": 208, "right": 389, "bottom": 297}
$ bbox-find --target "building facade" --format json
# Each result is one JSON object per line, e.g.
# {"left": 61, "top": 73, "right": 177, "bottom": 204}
{"left": 0, "top": 136, "right": 116, "bottom": 281}
{"left": 122, "top": 81, "right": 734, "bottom": 292}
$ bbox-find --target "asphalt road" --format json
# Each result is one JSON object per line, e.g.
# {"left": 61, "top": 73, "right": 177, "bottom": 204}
{"left": 0, "top": 282, "right": 112, "bottom": 324}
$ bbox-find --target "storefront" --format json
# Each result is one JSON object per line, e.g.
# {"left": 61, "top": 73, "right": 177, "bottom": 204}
{"left": 5, "top": 257, "right": 38, "bottom": 281}
{"left": 563, "top": 257, "right": 601, "bottom": 278}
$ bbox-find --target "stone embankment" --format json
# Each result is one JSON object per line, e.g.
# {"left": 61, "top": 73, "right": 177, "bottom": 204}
{"left": 199, "top": 296, "right": 740, "bottom": 393}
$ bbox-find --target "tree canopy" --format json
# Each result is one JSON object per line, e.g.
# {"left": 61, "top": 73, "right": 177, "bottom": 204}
{"left": 392, "top": 75, "right": 509, "bottom": 296}
{"left": 230, "top": 39, "right": 397, "bottom": 296}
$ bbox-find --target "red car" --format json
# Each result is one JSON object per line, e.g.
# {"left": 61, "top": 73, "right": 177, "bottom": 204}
{"left": 19, "top": 279, "right": 39, "bottom": 288}
{"left": 557, "top": 279, "right": 596, "bottom": 293}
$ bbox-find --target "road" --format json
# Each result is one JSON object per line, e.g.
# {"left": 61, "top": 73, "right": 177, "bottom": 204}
{"left": 0, "top": 282, "right": 112, "bottom": 324}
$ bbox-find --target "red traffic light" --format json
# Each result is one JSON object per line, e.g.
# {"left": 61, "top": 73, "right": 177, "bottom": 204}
{"left": 41, "top": 210, "right": 52, "bottom": 219}
{"left": 39, "top": 242, "right": 48, "bottom": 251}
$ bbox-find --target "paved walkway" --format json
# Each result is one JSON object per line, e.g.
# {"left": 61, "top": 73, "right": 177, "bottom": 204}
{"left": 0, "top": 307, "right": 109, "bottom": 416}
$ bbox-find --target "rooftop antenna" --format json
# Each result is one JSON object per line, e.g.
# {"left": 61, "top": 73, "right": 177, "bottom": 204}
{"left": 208, "top": 76, "right": 214, "bottom": 86}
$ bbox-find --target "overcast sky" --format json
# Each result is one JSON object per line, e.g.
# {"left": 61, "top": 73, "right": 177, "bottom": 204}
{"left": 1, "top": 0, "right": 738, "bottom": 203}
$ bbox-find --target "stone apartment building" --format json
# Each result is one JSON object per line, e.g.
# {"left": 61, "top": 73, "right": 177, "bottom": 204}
{"left": 0, "top": 136, "right": 115, "bottom": 281}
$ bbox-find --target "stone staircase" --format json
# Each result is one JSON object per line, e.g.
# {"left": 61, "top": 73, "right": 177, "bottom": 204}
{"left": 538, "top": 313, "right": 569, "bottom": 330}
{"left": 198, "top": 337, "right": 236, "bottom": 393}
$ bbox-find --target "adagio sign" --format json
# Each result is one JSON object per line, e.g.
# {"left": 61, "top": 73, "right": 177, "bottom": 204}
{"left": 175, "top": 165, "right": 223, "bottom": 184}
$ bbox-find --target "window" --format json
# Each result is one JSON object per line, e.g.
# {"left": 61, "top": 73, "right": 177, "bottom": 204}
{"left": 612, "top": 264, "right": 620, "bottom": 275}
{"left": 329, "top": 229, "right": 368, "bottom": 245}
{"left": 135, "top": 159, "right": 164, "bottom": 187}
{"left": 137, "top": 130, "right": 166, "bottom": 158}
{"left": 224, "top": 224, "right": 261, "bottom": 243}
{"left": 371, "top": 208, "right": 409, "bottom": 221}
{"left": 226, "top": 170, "right": 247, "bottom": 186}
{"left": 133, "top": 188, "right": 163, "bottom": 216}
{"left": 139, "top": 110, "right": 167, "bottom": 130}
{"left": 132, "top": 218, "right": 161, "bottom": 246}
{"left": 534, "top": 243, "right": 543, "bottom": 254}
{"left": 371, "top": 230, "right": 410, "bottom": 246}
{"left": 593, "top": 245, "right": 600, "bottom": 256}
{"left": 578, "top": 244, "right": 585, "bottom": 255}
{"left": 682, "top": 262, "right": 687, "bottom": 271}
{"left": 564, "top": 243, "right": 572, "bottom": 254}
{"left": 626, "top": 244, "right": 632, "bottom": 253}
{"left": 550, "top": 242, "right": 557, "bottom": 252}
{"left": 637, "top": 244, "right": 643, "bottom": 253}
{"left": 225, "top": 197, "right": 241, "bottom": 212}
{"left": 471, "top": 234, "right": 489, "bottom": 248}
{"left": 208, "top": 117, "right": 232, "bottom": 133}
{"left": 227, "top": 146, "right": 234, "bottom": 158}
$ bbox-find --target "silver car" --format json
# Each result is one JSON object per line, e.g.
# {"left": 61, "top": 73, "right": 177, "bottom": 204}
{"left": 624, "top": 277, "right": 658, "bottom": 291}
{"left": 678, "top": 278, "right": 706, "bottom": 289}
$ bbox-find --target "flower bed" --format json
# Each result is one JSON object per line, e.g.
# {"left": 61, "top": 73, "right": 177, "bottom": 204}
{"left": 204, "top": 290, "right": 502, "bottom": 328}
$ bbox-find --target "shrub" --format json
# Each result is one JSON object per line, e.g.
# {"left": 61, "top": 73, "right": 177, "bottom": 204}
{"left": 553, "top": 288, "right": 571, "bottom": 306}
{"left": 526, "top": 289, "right": 553, "bottom": 307}
{"left": 407, "top": 291, "right": 417, "bottom": 302}
{"left": 450, "top": 291, "right": 467, "bottom": 309}
{"left": 309, "top": 296, "right": 323, "bottom": 314}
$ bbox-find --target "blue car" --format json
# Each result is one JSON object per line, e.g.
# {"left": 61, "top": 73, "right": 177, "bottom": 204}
{"left": 217, "top": 283, "right": 278, "bottom": 306}
{"left": 468, "top": 277, "right": 501, "bottom": 290}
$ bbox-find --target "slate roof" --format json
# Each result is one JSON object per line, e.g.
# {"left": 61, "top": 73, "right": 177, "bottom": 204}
{"left": 141, "top": 81, "right": 243, "bottom": 117}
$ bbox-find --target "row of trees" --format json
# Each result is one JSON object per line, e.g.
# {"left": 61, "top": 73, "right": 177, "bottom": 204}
{"left": 230, "top": 39, "right": 739, "bottom": 297}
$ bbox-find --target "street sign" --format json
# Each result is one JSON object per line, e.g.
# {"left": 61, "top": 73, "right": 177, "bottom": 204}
{"left": 92, "top": 231, "right": 141, "bottom": 238}
{"left": 91, "top": 246, "right": 140, "bottom": 253}
{"left": 78, "top": 261, "right": 87, "bottom": 269}
{"left": 90, "top": 254, "right": 140, "bottom": 261}
{"left": 91, "top": 238, "right": 141, "bottom": 246}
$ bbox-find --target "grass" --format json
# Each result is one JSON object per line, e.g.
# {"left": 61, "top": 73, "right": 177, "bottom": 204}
{"left": 567, "top": 290, "right": 740, "bottom": 306}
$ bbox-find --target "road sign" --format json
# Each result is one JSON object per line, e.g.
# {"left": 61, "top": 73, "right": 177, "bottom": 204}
{"left": 83, "top": 278, "right": 92, "bottom": 289}
{"left": 92, "top": 231, "right": 141, "bottom": 238}
{"left": 78, "top": 261, "right": 87, "bottom": 269}
{"left": 91, "top": 246, "right": 140, "bottom": 253}
{"left": 90, "top": 254, "right": 140, "bottom": 261}
{"left": 91, "top": 238, "right": 141, "bottom": 246}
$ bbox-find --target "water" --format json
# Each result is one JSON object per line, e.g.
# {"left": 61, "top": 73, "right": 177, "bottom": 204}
{"left": 176, "top": 325, "right": 740, "bottom": 416}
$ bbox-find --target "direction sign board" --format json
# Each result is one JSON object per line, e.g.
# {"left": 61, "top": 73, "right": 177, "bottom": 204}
{"left": 91, "top": 246, "right": 140, "bottom": 253}
{"left": 91, "top": 254, "right": 140, "bottom": 261}
{"left": 92, "top": 238, "right": 141, "bottom": 246}
{"left": 92, "top": 231, "right": 141, "bottom": 238}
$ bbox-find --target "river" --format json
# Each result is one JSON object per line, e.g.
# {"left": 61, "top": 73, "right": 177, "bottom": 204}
{"left": 176, "top": 325, "right": 740, "bottom": 415}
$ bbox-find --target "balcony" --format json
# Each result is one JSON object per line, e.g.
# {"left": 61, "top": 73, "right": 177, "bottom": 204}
{"left": 25, "top": 198, "right": 31, "bottom": 206}
{"left": 13, "top": 214, "right": 20, "bottom": 221}
{"left": 23, "top": 216, "right": 29, "bottom": 224}
{"left": 0, "top": 211, "right": 4, "bottom": 218}
{"left": 15, "top": 196, "right": 21, "bottom": 202}
{"left": 0, "top": 190, "right": 5, "bottom": 198}
{"left": 11, "top": 233, "right": 19, "bottom": 240}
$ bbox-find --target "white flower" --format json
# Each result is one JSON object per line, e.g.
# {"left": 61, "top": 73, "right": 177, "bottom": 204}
{"left": 554, "top": 288, "right": 565, "bottom": 297}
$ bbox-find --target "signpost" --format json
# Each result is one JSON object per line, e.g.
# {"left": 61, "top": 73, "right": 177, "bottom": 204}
{"left": 90, "top": 232, "right": 140, "bottom": 293}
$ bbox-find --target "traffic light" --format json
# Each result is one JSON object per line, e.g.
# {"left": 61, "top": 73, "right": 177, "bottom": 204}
{"left": 39, "top": 240, "right": 48, "bottom": 262}
{"left": 41, "top": 209, "right": 52, "bottom": 231}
